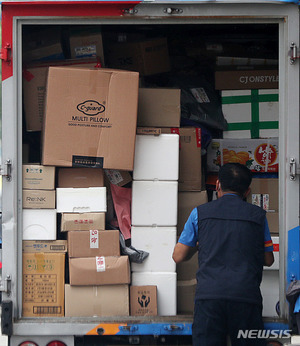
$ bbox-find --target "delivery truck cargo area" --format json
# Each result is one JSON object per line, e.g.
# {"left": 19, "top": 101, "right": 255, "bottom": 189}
{"left": 2, "top": 8, "right": 289, "bottom": 342}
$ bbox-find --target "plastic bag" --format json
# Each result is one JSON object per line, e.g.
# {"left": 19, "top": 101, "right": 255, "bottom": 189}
{"left": 119, "top": 233, "right": 149, "bottom": 264}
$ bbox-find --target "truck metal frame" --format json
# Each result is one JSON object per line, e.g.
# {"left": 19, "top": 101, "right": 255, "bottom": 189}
{"left": 1, "top": 0, "right": 300, "bottom": 344}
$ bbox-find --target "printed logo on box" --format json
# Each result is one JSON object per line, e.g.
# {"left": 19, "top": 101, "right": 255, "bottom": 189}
{"left": 77, "top": 100, "right": 105, "bottom": 116}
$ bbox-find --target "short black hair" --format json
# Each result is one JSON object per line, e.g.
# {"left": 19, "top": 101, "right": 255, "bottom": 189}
{"left": 218, "top": 163, "right": 252, "bottom": 197}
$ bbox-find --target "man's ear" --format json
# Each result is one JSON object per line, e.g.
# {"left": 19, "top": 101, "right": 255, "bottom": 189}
{"left": 216, "top": 179, "right": 221, "bottom": 191}
{"left": 244, "top": 187, "right": 251, "bottom": 198}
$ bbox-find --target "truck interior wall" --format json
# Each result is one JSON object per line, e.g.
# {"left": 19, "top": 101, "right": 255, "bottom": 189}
{"left": 20, "top": 21, "right": 281, "bottom": 322}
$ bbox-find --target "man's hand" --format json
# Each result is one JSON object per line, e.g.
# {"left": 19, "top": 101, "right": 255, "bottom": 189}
{"left": 264, "top": 252, "right": 274, "bottom": 267}
{"left": 172, "top": 242, "right": 198, "bottom": 263}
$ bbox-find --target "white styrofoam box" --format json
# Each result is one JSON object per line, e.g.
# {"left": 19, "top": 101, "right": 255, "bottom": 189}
{"left": 131, "top": 226, "right": 177, "bottom": 272}
{"left": 133, "top": 134, "right": 179, "bottom": 181}
{"left": 222, "top": 89, "right": 279, "bottom": 139}
{"left": 264, "top": 236, "right": 279, "bottom": 271}
{"left": 261, "top": 270, "right": 279, "bottom": 317}
{"left": 56, "top": 187, "right": 106, "bottom": 213}
{"left": 131, "top": 180, "right": 178, "bottom": 226}
{"left": 23, "top": 209, "right": 57, "bottom": 240}
{"left": 131, "top": 272, "right": 177, "bottom": 316}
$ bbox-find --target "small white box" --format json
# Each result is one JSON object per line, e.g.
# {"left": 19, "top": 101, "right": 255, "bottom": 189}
{"left": 56, "top": 187, "right": 106, "bottom": 213}
{"left": 131, "top": 226, "right": 176, "bottom": 272}
{"left": 131, "top": 181, "right": 178, "bottom": 226}
{"left": 131, "top": 272, "right": 176, "bottom": 316}
{"left": 133, "top": 134, "right": 179, "bottom": 181}
{"left": 261, "top": 270, "right": 279, "bottom": 317}
{"left": 23, "top": 209, "right": 57, "bottom": 240}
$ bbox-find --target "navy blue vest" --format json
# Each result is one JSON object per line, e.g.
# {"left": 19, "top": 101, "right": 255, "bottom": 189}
{"left": 196, "top": 194, "right": 266, "bottom": 306}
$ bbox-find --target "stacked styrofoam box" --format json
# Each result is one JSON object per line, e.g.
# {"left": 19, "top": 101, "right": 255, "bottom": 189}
{"left": 131, "top": 134, "right": 179, "bottom": 316}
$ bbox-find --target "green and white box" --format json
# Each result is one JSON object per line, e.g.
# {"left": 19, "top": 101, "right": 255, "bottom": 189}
{"left": 222, "top": 89, "right": 279, "bottom": 139}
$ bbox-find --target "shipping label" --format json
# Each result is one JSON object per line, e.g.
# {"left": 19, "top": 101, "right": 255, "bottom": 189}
{"left": 90, "top": 230, "right": 99, "bottom": 249}
{"left": 96, "top": 256, "right": 105, "bottom": 272}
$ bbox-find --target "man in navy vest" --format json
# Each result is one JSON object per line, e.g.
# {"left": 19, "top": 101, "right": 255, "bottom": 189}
{"left": 173, "top": 163, "right": 274, "bottom": 346}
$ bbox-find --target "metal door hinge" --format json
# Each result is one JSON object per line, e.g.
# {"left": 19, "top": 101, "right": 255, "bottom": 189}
{"left": 0, "top": 44, "right": 11, "bottom": 63}
{"left": 0, "top": 160, "right": 12, "bottom": 181}
{"left": 289, "top": 158, "right": 300, "bottom": 180}
{"left": 290, "top": 42, "right": 300, "bottom": 64}
{"left": 0, "top": 275, "right": 11, "bottom": 296}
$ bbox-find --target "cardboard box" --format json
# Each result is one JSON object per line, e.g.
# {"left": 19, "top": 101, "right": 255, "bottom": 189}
{"left": 58, "top": 168, "right": 104, "bottom": 188}
{"left": 131, "top": 181, "right": 178, "bottom": 227}
{"left": 65, "top": 284, "right": 129, "bottom": 317}
{"left": 68, "top": 31, "right": 104, "bottom": 64}
{"left": 161, "top": 128, "right": 202, "bottom": 191}
{"left": 137, "top": 88, "right": 181, "bottom": 127}
{"left": 104, "top": 170, "right": 132, "bottom": 187}
{"left": 69, "top": 256, "right": 130, "bottom": 285}
{"left": 131, "top": 272, "right": 176, "bottom": 316}
{"left": 56, "top": 187, "right": 106, "bottom": 213}
{"left": 215, "top": 70, "right": 278, "bottom": 90}
{"left": 221, "top": 89, "right": 278, "bottom": 139}
{"left": 23, "top": 209, "right": 57, "bottom": 240}
{"left": 61, "top": 212, "right": 105, "bottom": 232}
{"left": 177, "top": 279, "right": 196, "bottom": 314}
{"left": 133, "top": 134, "right": 179, "bottom": 181}
{"left": 130, "top": 286, "right": 157, "bottom": 316}
{"left": 23, "top": 165, "right": 55, "bottom": 190}
{"left": 267, "top": 212, "right": 279, "bottom": 236}
{"left": 106, "top": 38, "right": 170, "bottom": 76}
{"left": 22, "top": 253, "right": 65, "bottom": 317}
{"left": 23, "top": 58, "right": 99, "bottom": 131}
{"left": 23, "top": 189, "right": 56, "bottom": 209}
{"left": 178, "top": 191, "right": 208, "bottom": 235}
{"left": 207, "top": 138, "right": 279, "bottom": 173}
{"left": 42, "top": 67, "right": 139, "bottom": 170}
{"left": 131, "top": 227, "right": 176, "bottom": 272}
{"left": 22, "top": 240, "right": 67, "bottom": 253}
{"left": 68, "top": 230, "right": 120, "bottom": 258}
{"left": 247, "top": 178, "right": 278, "bottom": 211}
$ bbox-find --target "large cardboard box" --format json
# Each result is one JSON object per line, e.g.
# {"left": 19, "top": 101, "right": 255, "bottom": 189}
{"left": 215, "top": 70, "right": 278, "bottom": 90}
{"left": 23, "top": 59, "right": 99, "bottom": 131}
{"left": 23, "top": 165, "right": 55, "bottom": 190}
{"left": 61, "top": 212, "right": 105, "bottom": 232}
{"left": 207, "top": 138, "right": 279, "bottom": 173}
{"left": 131, "top": 227, "right": 176, "bottom": 272}
{"left": 22, "top": 253, "right": 65, "bottom": 317}
{"left": 130, "top": 286, "right": 158, "bottom": 316}
{"left": 56, "top": 187, "right": 106, "bottom": 213}
{"left": 69, "top": 256, "right": 130, "bottom": 285}
{"left": 133, "top": 134, "right": 179, "bottom": 181}
{"left": 23, "top": 209, "right": 57, "bottom": 240}
{"left": 131, "top": 272, "right": 176, "bottom": 316}
{"left": 58, "top": 168, "right": 104, "bottom": 188}
{"left": 137, "top": 88, "right": 181, "bottom": 127}
{"left": 131, "top": 181, "right": 178, "bottom": 227}
{"left": 68, "top": 230, "right": 120, "bottom": 258}
{"left": 177, "top": 253, "right": 198, "bottom": 281}
{"left": 221, "top": 89, "right": 278, "bottom": 139}
{"left": 177, "top": 191, "right": 208, "bottom": 235}
{"left": 104, "top": 170, "right": 132, "bottom": 187}
{"left": 106, "top": 38, "right": 170, "bottom": 76}
{"left": 161, "top": 128, "right": 202, "bottom": 191}
{"left": 65, "top": 284, "right": 129, "bottom": 317}
{"left": 22, "top": 240, "right": 67, "bottom": 253}
{"left": 42, "top": 67, "right": 139, "bottom": 170}
{"left": 23, "top": 189, "right": 56, "bottom": 209}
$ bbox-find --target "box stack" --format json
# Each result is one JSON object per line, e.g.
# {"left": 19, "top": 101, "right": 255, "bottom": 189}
{"left": 210, "top": 68, "right": 280, "bottom": 318}
{"left": 131, "top": 133, "right": 179, "bottom": 316}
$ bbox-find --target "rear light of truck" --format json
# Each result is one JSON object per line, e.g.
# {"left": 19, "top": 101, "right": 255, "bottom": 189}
{"left": 19, "top": 342, "right": 38, "bottom": 346}
{"left": 47, "top": 341, "right": 67, "bottom": 346}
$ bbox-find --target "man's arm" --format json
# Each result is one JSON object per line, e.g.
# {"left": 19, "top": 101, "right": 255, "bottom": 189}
{"left": 264, "top": 251, "right": 274, "bottom": 267}
{"left": 172, "top": 242, "right": 197, "bottom": 263}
